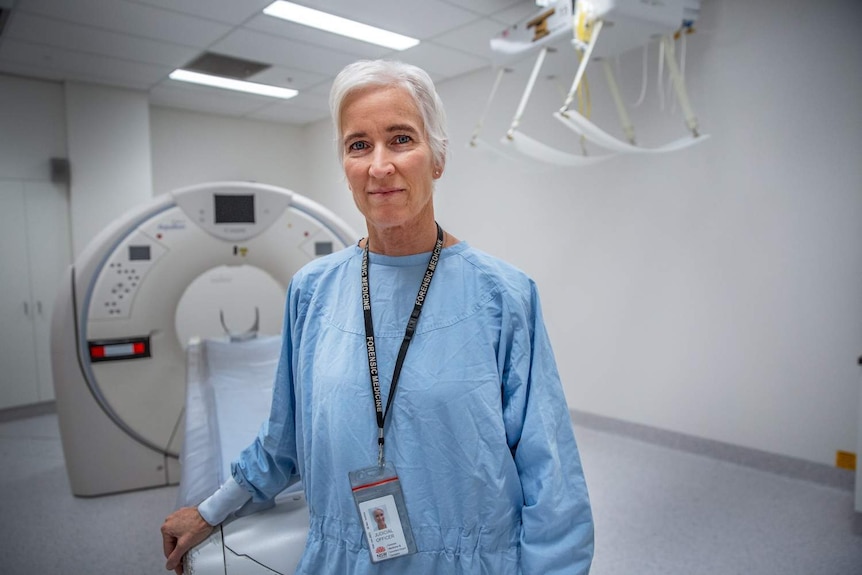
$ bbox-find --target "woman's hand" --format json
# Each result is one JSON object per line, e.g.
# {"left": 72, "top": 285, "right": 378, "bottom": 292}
{"left": 161, "top": 507, "right": 214, "bottom": 574}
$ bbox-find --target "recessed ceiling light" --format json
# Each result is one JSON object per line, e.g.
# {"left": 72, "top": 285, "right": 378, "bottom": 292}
{"left": 169, "top": 69, "right": 298, "bottom": 99}
{"left": 263, "top": 1, "right": 419, "bottom": 51}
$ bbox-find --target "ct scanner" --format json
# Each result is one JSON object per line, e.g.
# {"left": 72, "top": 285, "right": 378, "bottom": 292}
{"left": 50, "top": 181, "right": 356, "bottom": 497}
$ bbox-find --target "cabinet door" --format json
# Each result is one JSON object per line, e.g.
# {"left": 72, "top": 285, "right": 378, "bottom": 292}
{"left": 0, "top": 181, "right": 40, "bottom": 408}
{"left": 24, "top": 181, "right": 72, "bottom": 402}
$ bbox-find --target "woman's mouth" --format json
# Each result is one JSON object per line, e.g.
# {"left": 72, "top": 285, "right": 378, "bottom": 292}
{"left": 369, "top": 187, "right": 402, "bottom": 197}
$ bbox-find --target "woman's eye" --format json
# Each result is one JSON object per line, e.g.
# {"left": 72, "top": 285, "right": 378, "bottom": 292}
{"left": 394, "top": 135, "right": 412, "bottom": 145}
{"left": 348, "top": 141, "right": 368, "bottom": 151}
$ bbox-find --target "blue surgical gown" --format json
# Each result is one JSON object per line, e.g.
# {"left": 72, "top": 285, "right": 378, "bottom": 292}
{"left": 230, "top": 242, "right": 593, "bottom": 574}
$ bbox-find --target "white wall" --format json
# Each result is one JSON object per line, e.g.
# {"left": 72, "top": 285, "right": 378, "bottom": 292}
{"left": 65, "top": 82, "right": 153, "bottom": 257}
{"left": 0, "top": 75, "right": 66, "bottom": 180}
{"left": 303, "top": 118, "right": 367, "bottom": 239}
{"left": 303, "top": 0, "right": 862, "bottom": 467}
{"left": 150, "top": 107, "right": 309, "bottom": 196}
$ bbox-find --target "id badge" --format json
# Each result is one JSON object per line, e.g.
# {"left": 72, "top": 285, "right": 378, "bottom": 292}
{"left": 349, "top": 462, "right": 417, "bottom": 563}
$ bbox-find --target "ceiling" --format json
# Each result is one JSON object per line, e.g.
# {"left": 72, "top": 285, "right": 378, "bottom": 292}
{"left": 0, "top": 0, "right": 543, "bottom": 125}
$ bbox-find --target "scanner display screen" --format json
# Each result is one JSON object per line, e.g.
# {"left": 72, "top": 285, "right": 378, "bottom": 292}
{"left": 214, "top": 194, "right": 255, "bottom": 224}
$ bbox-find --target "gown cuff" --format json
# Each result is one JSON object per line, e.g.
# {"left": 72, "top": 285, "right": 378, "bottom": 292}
{"left": 197, "top": 476, "right": 251, "bottom": 526}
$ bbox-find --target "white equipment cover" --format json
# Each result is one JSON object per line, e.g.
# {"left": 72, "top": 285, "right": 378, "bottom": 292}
{"left": 553, "top": 111, "right": 709, "bottom": 154}
{"left": 500, "top": 131, "right": 615, "bottom": 167}
{"left": 180, "top": 336, "right": 308, "bottom": 575}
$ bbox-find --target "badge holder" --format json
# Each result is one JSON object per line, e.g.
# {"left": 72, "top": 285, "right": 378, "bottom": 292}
{"left": 349, "top": 462, "right": 417, "bottom": 563}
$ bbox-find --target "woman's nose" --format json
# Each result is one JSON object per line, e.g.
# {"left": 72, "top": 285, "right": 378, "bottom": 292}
{"left": 368, "top": 149, "right": 395, "bottom": 178}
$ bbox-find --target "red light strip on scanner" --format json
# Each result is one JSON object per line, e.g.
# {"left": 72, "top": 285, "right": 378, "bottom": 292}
{"left": 88, "top": 337, "right": 151, "bottom": 362}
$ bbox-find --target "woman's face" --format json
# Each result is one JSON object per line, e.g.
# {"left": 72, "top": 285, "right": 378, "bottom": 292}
{"left": 340, "top": 85, "right": 441, "bottom": 235}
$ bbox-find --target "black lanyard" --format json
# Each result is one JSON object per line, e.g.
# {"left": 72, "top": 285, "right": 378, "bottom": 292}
{"left": 362, "top": 223, "right": 444, "bottom": 467}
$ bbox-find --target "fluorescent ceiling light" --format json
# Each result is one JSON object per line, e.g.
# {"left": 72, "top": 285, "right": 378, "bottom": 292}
{"left": 169, "top": 69, "right": 298, "bottom": 99}
{"left": 263, "top": 1, "right": 419, "bottom": 51}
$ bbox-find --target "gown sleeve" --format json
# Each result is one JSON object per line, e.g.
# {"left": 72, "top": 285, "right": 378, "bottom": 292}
{"left": 500, "top": 280, "right": 594, "bottom": 575}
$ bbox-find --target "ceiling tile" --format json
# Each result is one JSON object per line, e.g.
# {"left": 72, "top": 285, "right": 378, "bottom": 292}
{"left": 285, "top": 91, "right": 331, "bottom": 113}
{"left": 247, "top": 65, "right": 329, "bottom": 92}
{"left": 18, "top": 0, "right": 233, "bottom": 47}
{"left": 0, "top": 38, "right": 167, "bottom": 89}
{"left": 6, "top": 12, "right": 197, "bottom": 68}
{"left": 489, "top": 0, "right": 543, "bottom": 25}
{"left": 243, "top": 13, "right": 392, "bottom": 60}
{"left": 401, "top": 42, "right": 490, "bottom": 78}
{"left": 432, "top": 17, "right": 508, "bottom": 61}
{"left": 303, "top": 78, "right": 336, "bottom": 99}
{"left": 289, "top": 0, "right": 480, "bottom": 39}
{"left": 149, "top": 81, "right": 278, "bottom": 117}
{"left": 440, "top": 0, "right": 526, "bottom": 17}
{"left": 210, "top": 28, "right": 357, "bottom": 76}
{"left": 132, "top": 0, "right": 272, "bottom": 25}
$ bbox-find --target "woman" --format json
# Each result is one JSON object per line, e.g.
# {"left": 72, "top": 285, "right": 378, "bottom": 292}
{"left": 162, "top": 59, "right": 594, "bottom": 574}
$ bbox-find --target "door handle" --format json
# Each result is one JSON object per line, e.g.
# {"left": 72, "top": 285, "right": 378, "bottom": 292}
{"left": 37, "top": 301, "right": 43, "bottom": 316}
{"left": 23, "top": 301, "right": 29, "bottom": 317}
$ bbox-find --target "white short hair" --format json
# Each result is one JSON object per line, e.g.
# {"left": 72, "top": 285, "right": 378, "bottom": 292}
{"left": 329, "top": 60, "right": 448, "bottom": 168}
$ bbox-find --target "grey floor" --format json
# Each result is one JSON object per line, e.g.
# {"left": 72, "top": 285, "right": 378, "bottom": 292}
{"left": 1, "top": 411, "right": 860, "bottom": 575}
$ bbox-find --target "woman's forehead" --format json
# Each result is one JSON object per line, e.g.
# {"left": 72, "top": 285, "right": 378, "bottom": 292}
{"left": 340, "top": 85, "right": 422, "bottom": 130}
